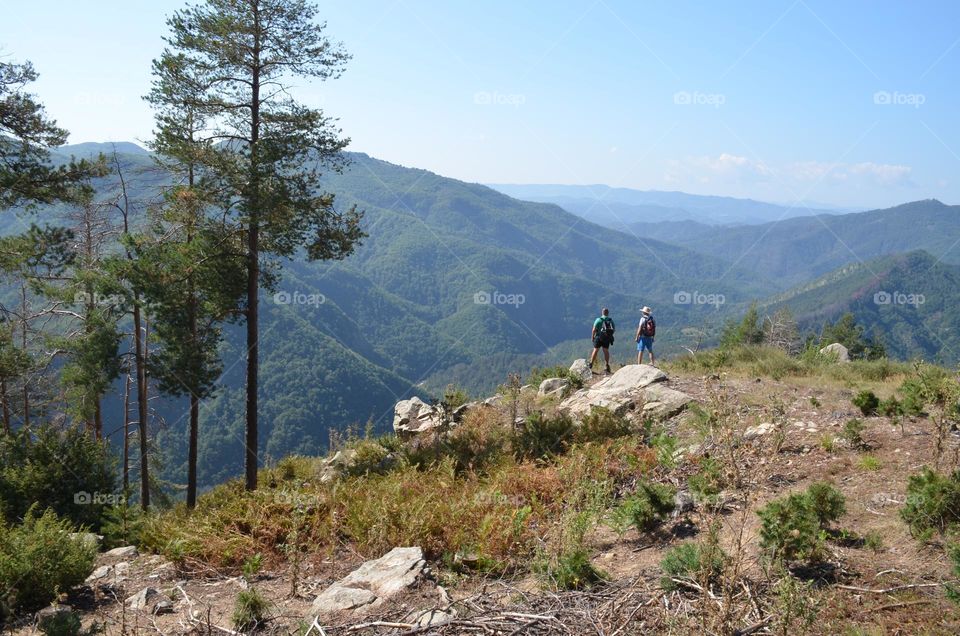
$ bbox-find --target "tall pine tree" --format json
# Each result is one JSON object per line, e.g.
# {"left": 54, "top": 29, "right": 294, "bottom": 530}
{"left": 156, "top": 0, "right": 364, "bottom": 489}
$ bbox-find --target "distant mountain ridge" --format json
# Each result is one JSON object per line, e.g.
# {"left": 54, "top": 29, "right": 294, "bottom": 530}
{"left": 487, "top": 183, "right": 842, "bottom": 228}
{"left": 626, "top": 199, "right": 960, "bottom": 290}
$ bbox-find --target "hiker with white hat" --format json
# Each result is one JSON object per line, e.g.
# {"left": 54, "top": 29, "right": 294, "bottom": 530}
{"left": 635, "top": 306, "right": 656, "bottom": 366}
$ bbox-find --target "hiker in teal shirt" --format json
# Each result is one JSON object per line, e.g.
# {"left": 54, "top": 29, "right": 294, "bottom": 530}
{"left": 589, "top": 307, "right": 615, "bottom": 374}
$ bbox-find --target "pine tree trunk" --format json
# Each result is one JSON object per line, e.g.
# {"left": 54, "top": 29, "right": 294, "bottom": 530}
{"left": 0, "top": 377, "right": 10, "bottom": 435}
{"left": 94, "top": 398, "right": 103, "bottom": 440}
{"left": 188, "top": 394, "right": 200, "bottom": 507}
{"left": 134, "top": 306, "right": 150, "bottom": 509}
{"left": 123, "top": 372, "right": 132, "bottom": 493}
{"left": 245, "top": 6, "right": 262, "bottom": 492}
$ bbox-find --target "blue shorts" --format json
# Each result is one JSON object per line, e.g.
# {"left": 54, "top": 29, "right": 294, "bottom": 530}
{"left": 637, "top": 337, "right": 654, "bottom": 352}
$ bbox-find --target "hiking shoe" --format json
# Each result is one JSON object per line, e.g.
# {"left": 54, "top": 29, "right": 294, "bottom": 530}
{"left": 605, "top": 365, "right": 612, "bottom": 374}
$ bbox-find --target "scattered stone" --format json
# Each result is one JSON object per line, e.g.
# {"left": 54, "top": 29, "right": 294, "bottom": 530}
{"left": 393, "top": 397, "right": 445, "bottom": 436}
{"left": 537, "top": 377, "right": 569, "bottom": 398}
{"left": 153, "top": 600, "right": 175, "bottom": 615}
{"left": 412, "top": 608, "right": 455, "bottom": 627}
{"left": 105, "top": 546, "right": 138, "bottom": 559}
{"left": 36, "top": 605, "right": 74, "bottom": 625}
{"left": 483, "top": 395, "right": 503, "bottom": 407}
{"left": 310, "top": 547, "right": 425, "bottom": 618}
{"left": 819, "top": 342, "right": 850, "bottom": 363}
{"left": 126, "top": 587, "right": 158, "bottom": 611}
{"left": 569, "top": 358, "right": 593, "bottom": 383}
{"left": 86, "top": 565, "right": 113, "bottom": 584}
{"left": 744, "top": 422, "right": 775, "bottom": 440}
{"left": 673, "top": 491, "right": 696, "bottom": 515}
{"left": 520, "top": 384, "right": 535, "bottom": 395}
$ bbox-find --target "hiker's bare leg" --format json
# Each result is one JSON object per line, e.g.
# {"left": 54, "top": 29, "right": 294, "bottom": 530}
{"left": 603, "top": 347, "right": 610, "bottom": 368}
{"left": 589, "top": 347, "right": 598, "bottom": 366}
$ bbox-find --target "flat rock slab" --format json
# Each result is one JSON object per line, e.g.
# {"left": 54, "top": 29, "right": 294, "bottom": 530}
{"left": 641, "top": 384, "right": 693, "bottom": 420}
{"left": 560, "top": 364, "right": 668, "bottom": 419}
{"left": 310, "top": 547, "right": 425, "bottom": 618}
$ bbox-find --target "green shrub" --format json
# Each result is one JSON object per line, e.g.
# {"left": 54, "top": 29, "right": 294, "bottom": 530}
{"left": 0, "top": 507, "right": 96, "bottom": 618}
{"left": 758, "top": 492, "right": 823, "bottom": 563}
{"left": 0, "top": 426, "right": 117, "bottom": 528}
{"left": 858, "top": 455, "right": 882, "bottom": 471}
{"left": 613, "top": 481, "right": 676, "bottom": 533}
{"left": 512, "top": 412, "right": 574, "bottom": 460}
{"left": 541, "top": 548, "right": 606, "bottom": 590}
{"left": 688, "top": 457, "right": 724, "bottom": 506}
{"left": 863, "top": 531, "right": 884, "bottom": 553}
{"left": 232, "top": 587, "right": 271, "bottom": 633}
{"left": 853, "top": 390, "right": 880, "bottom": 416}
{"left": 660, "top": 541, "right": 727, "bottom": 590}
{"left": 840, "top": 419, "right": 866, "bottom": 449}
{"left": 440, "top": 384, "right": 470, "bottom": 411}
{"left": 98, "top": 498, "right": 143, "bottom": 549}
{"left": 900, "top": 468, "right": 960, "bottom": 535}
{"left": 806, "top": 482, "right": 846, "bottom": 525}
{"left": 37, "top": 608, "right": 102, "bottom": 636}
{"left": 879, "top": 396, "right": 903, "bottom": 417}
{"left": 575, "top": 407, "right": 632, "bottom": 444}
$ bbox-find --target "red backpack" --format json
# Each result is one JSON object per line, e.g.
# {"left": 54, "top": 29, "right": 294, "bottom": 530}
{"left": 640, "top": 316, "right": 656, "bottom": 337}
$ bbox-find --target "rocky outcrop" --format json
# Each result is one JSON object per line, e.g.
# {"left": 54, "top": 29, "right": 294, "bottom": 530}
{"left": 318, "top": 448, "right": 397, "bottom": 483}
{"left": 310, "top": 547, "right": 425, "bottom": 618}
{"left": 569, "top": 358, "right": 593, "bottom": 383}
{"left": 819, "top": 342, "right": 850, "bottom": 363}
{"left": 393, "top": 397, "right": 445, "bottom": 436}
{"left": 537, "top": 378, "right": 569, "bottom": 398}
{"left": 559, "top": 364, "right": 671, "bottom": 419}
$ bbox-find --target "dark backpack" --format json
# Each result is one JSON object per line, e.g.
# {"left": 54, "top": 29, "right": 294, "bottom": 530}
{"left": 599, "top": 317, "right": 615, "bottom": 337}
{"left": 640, "top": 316, "right": 656, "bottom": 337}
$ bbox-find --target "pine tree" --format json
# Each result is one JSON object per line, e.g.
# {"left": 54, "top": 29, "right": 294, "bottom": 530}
{"left": 0, "top": 59, "right": 100, "bottom": 209}
{"left": 156, "top": 0, "right": 365, "bottom": 490}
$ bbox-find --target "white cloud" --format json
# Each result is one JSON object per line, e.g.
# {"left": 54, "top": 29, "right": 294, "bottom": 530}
{"left": 666, "top": 154, "right": 913, "bottom": 191}
{"left": 791, "top": 161, "right": 912, "bottom": 186}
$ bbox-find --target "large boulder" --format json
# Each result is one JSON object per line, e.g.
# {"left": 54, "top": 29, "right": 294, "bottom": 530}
{"left": 393, "top": 397, "right": 444, "bottom": 436}
{"left": 569, "top": 358, "right": 593, "bottom": 383}
{"left": 819, "top": 342, "right": 850, "bottom": 363}
{"left": 310, "top": 547, "right": 425, "bottom": 618}
{"left": 560, "top": 364, "right": 668, "bottom": 419}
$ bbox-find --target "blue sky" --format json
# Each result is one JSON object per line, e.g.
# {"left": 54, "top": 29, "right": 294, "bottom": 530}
{"left": 2, "top": 0, "right": 958, "bottom": 208}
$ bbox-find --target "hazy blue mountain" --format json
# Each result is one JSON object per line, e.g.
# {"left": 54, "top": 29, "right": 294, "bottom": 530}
{"left": 487, "top": 183, "right": 839, "bottom": 226}
{"left": 629, "top": 199, "right": 960, "bottom": 290}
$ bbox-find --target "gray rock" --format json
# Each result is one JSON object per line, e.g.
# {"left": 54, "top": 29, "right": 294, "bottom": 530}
{"left": 569, "top": 358, "right": 593, "bottom": 383}
{"left": 126, "top": 587, "right": 158, "bottom": 611}
{"left": 412, "top": 608, "right": 455, "bottom": 627}
{"left": 819, "top": 342, "right": 850, "bottom": 363}
{"left": 310, "top": 547, "right": 425, "bottom": 618}
{"left": 674, "top": 491, "right": 696, "bottom": 515}
{"left": 641, "top": 384, "right": 693, "bottom": 420}
{"left": 559, "top": 364, "right": 669, "bottom": 419}
{"left": 744, "top": 422, "right": 775, "bottom": 440}
{"left": 537, "top": 377, "right": 569, "bottom": 398}
{"left": 36, "top": 605, "right": 74, "bottom": 624}
{"left": 393, "top": 397, "right": 445, "bottom": 436}
{"left": 86, "top": 565, "right": 113, "bottom": 584}
{"left": 483, "top": 395, "right": 503, "bottom": 407}
{"left": 105, "top": 545, "right": 138, "bottom": 559}
{"left": 153, "top": 600, "right": 175, "bottom": 615}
